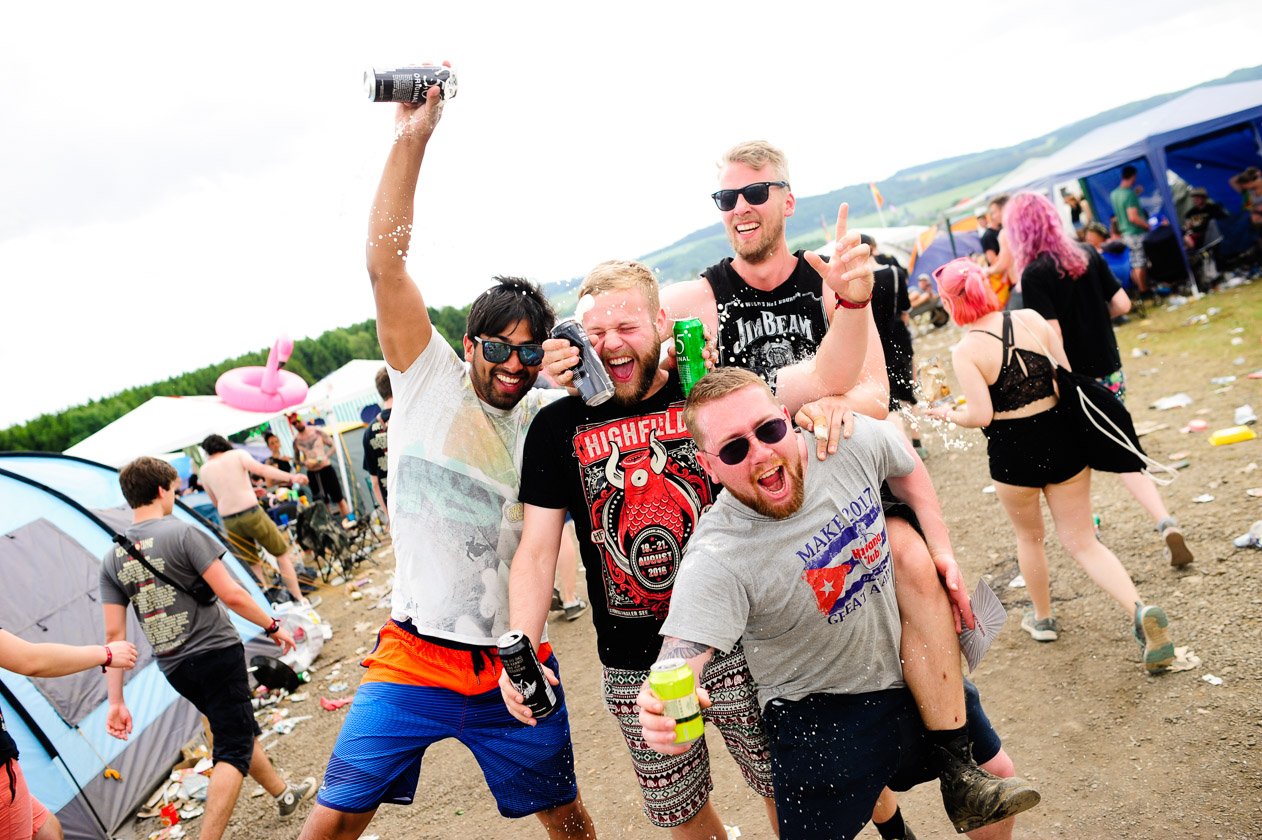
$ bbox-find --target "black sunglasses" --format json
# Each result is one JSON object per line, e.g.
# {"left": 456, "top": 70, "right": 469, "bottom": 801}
{"left": 706, "top": 417, "right": 790, "bottom": 465}
{"left": 710, "top": 181, "right": 789, "bottom": 212}
{"left": 473, "top": 336, "right": 545, "bottom": 366}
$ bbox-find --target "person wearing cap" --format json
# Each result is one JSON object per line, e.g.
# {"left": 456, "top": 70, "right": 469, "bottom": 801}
{"left": 1181, "top": 187, "right": 1225, "bottom": 250}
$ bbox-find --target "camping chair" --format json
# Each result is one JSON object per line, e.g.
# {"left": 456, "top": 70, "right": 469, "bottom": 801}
{"left": 1187, "top": 218, "right": 1225, "bottom": 292}
{"left": 294, "top": 502, "right": 354, "bottom": 581}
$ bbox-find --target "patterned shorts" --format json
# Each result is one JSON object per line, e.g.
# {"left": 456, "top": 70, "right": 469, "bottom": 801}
{"left": 1094, "top": 368, "right": 1127, "bottom": 404}
{"left": 1123, "top": 233, "right": 1147, "bottom": 269}
{"left": 602, "top": 644, "right": 773, "bottom": 828}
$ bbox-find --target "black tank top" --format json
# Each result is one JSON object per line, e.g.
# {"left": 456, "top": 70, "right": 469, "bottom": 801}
{"left": 702, "top": 251, "right": 830, "bottom": 390}
{"left": 974, "top": 312, "right": 1056, "bottom": 412}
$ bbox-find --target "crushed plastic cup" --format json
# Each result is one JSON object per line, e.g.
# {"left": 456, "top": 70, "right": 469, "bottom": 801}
{"left": 1234, "top": 405, "right": 1257, "bottom": 426}
{"left": 1184, "top": 419, "right": 1209, "bottom": 433}
{"left": 1232, "top": 521, "right": 1262, "bottom": 548}
{"left": 1152, "top": 393, "right": 1194, "bottom": 411}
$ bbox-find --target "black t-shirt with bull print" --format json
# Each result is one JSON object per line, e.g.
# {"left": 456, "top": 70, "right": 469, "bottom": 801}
{"left": 519, "top": 371, "right": 717, "bottom": 670}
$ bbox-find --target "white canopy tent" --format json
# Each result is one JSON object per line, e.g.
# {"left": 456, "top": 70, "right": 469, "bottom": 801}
{"left": 64, "top": 397, "right": 282, "bottom": 468}
{"left": 63, "top": 359, "right": 387, "bottom": 469}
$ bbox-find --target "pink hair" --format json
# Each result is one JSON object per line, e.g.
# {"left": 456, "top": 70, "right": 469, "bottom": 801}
{"left": 933, "top": 258, "right": 999, "bottom": 325}
{"left": 1003, "top": 191, "right": 1088, "bottom": 280}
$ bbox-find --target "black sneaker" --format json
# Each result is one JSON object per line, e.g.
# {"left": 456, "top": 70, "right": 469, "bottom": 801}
{"left": 562, "top": 599, "right": 589, "bottom": 622}
{"left": 937, "top": 744, "right": 1040, "bottom": 833}
{"left": 549, "top": 588, "right": 563, "bottom": 612}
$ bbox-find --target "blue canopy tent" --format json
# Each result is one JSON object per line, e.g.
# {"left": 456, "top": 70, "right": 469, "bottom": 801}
{"left": 983, "top": 79, "right": 1262, "bottom": 282}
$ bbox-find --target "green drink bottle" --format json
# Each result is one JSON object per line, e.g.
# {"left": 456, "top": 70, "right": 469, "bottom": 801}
{"left": 673, "top": 318, "right": 708, "bottom": 396}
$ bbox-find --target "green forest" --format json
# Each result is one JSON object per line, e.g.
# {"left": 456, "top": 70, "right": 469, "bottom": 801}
{"left": 0, "top": 306, "right": 470, "bottom": 454}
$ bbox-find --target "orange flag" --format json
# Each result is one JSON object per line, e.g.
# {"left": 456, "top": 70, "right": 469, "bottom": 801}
{"left": 870, "top": 182, "right": 885, "bottom": 209}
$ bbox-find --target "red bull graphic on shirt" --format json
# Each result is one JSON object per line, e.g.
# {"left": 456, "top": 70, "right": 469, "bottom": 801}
{"left": 572, "top": 406, "right": 713, "bottom": 620}
{"left": 795, "top": 486, "right": 893, "bottom": 623}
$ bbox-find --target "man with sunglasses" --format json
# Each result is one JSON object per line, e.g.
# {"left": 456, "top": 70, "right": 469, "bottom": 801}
{"left": 635, "top": 368, "right": 1039, "bottom": 840}
{"left": 299, "top": 77, "right": 595, "bottom": 840}
{"left": 663, "top": 140, "right": 1022, "bottom": 840}
{"left": 503, "top": 248, "right": 874, "bottom": 839}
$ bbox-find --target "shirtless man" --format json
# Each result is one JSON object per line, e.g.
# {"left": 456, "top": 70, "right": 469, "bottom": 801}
{"left": 198, "top": 434, "right": 312, "bottom": 606}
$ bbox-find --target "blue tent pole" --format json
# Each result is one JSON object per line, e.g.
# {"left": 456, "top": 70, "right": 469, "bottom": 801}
{"left": 1148, "top": 149, "right": 1195, "bottom": 292}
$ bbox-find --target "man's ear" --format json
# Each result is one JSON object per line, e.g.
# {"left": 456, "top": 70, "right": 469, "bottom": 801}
{"left": 462, "top": 335, "right": 474, "bottom": 360}
{"left": 695, "top": 449, "right": 722, "bottom": 484}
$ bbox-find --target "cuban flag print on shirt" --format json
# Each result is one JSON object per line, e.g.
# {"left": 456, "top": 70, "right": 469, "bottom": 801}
{"left": 796, "top": 486, "right": 893, "bottom": 622}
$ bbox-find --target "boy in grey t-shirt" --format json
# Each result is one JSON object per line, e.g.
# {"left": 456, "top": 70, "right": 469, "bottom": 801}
{"left": 638, "top": 369, "right": 1040, "bottom": 840}
{"left": 101, "top": 457, "right": 314, "bottom": 840}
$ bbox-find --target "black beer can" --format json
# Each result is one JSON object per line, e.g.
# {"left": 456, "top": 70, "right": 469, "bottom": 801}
{"left": 497, "top": 630, "right": 558, "bottom": 720}
{"left": 364, "top": 66, "right": 458, "bottom": 103}
{"left": 550, "top": 318, "right": 616, "bottom": 406}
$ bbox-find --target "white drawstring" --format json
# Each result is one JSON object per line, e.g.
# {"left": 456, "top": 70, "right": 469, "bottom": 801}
{"left": 1013, "top": 313, "right": 1178, "bottom": 486}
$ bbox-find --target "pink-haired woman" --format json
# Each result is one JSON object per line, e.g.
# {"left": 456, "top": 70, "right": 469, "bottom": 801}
{"left": 1003, "top": 191, "right": 1193, "bottom": 568}
{"left": 929, "top": 257, "right": 1175, "bottom": 675}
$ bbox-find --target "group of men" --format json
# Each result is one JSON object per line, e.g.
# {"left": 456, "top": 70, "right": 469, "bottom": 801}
{"left": 90, "top": 78, "right": 1044, "bottom": 840}
{"left": 264, "top": 81, "right": 1043, "bottom": 840}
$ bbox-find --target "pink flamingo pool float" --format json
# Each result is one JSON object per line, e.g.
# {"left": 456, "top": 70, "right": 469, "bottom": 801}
{"left": 216, "top": 337, "right": 308, "bottom": 412}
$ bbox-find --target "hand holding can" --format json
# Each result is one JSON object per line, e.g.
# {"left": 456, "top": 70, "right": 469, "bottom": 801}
{"left": 497, "top": 630, "right": 559, "bottom": 722}
{"left": 550, "top": 319, "right": 615, "bottom": 406}
{"left": 648, "top": 659, "right": 704, "bottom": 744}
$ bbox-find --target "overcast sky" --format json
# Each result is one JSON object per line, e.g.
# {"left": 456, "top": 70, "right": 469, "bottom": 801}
{"left": 3, "top": 0, "right": 1260, "bottom": 429}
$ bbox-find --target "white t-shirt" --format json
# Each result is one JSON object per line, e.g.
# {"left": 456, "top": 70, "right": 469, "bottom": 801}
{"left": 386, "top": 334, "right": 556, "bottom": 646}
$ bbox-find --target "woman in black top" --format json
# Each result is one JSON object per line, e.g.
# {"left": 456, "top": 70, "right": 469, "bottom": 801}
{"left": 1005, "top": 191, "right": 1194, "bottom": 569}
{"left": 928, "top": 258, "right": 1176, "bottom": 675}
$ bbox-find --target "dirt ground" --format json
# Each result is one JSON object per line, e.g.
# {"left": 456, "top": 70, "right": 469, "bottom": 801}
{"left": 149, "top": 281, "right": 1262, "bottom": 840}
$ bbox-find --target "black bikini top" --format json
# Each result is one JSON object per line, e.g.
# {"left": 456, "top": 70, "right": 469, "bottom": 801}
{"left": 973, "top": 312, "right": 1056, "bottom": 413}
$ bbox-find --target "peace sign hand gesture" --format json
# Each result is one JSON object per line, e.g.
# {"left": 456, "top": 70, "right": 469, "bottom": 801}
{"left": 804, "top": 203, "right": 874, "bottom": 307}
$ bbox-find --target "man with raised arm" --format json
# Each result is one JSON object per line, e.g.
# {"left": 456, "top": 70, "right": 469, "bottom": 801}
{"left": 655, "top": 141, "right": 1004, "bottom": 839}
{"left": 637, "top": 369, "right": 1040, "bottom": 840}
{"left": 502, "top": 228, "right": 872, "bottom": 839}
{"left": 298, "top": 72, "right": 594, "bottom": 840}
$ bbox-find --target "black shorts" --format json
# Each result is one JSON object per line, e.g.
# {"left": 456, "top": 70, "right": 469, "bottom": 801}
{"left": 308, "top": 464, "right": 345, "bottom": 504}
{"left": 761, "top": 681, "right": 1001, "bottom": 840}
{"left": 983, "top": 406, "right": 1087, "bottom": 488}
{"left": 880, "top": 481, "right": 922, "bottom": 537}
{"left": 164, "top": 644, "right": 260, "bottom": 776}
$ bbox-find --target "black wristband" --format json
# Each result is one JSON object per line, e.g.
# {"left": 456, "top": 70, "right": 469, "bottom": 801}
{"left": 264, "top": 619, "right": 281, "bottom": 636}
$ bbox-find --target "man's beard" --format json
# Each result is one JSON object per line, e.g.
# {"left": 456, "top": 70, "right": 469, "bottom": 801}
{"left": 723, "top": 450, "right": 805, "bottom": 519}
{"left": 608, "top": 339, "right": 662, "bottom": 407}
{"left": 727, "top": 212, "right": 785, "bottom": 265}
{"left": 471, "top": 364, "right": 533, "bottom": 410}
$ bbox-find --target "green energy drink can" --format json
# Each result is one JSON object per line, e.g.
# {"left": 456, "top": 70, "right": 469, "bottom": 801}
{"left": 648, "top": 658, "right": 704, "bottom": 744}
{"left": 673, "top": 318, "right": 708, "bottom": 396}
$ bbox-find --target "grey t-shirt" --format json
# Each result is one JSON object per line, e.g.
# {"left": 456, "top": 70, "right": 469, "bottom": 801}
{"left": 661, "top": 417, "right": 916, "bottom": 709}
{"left": 99, "top": 516, "right": 240, "bottom": 674}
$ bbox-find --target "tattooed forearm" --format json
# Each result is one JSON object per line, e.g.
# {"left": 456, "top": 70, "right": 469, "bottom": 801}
{"left": 658, "top": 636, "right": 713, "bottom": 662}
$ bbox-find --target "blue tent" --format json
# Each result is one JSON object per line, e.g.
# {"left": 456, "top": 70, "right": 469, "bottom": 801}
{"left": 0, "top": 453, "right": 271, "bottom": 840}
{"left": 908, "top": 229, "right": 984, "bottom": 289}
{"left": 984, "top": 79, "right": 1262, "bottom": 277}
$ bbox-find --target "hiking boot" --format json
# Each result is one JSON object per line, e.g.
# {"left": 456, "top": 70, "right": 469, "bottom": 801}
{"left": 936, "top": 741, "right": 1040, "bottom": 833}
{"left": 1020, "top": 609, "right": 1059, "bottom": 642}
{"left": 277, "top": 777, "right": 316, "bottom": 818}
{"left": 562, "top": 599, "right": 589, "bottom": 621}
{"left": 1161, "top": 525, "right": 1193, "bottom": 568}
{"left": 1133, "top": 602, "right": 1175, "bottom": 674}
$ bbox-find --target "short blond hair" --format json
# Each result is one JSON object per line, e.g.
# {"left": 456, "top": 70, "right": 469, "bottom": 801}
{"left": 683, "top": 367, "right": 774, "bottom": 448}
{"left": 577, "top": 259, "right": 660, "bottom": 313}
{"left": 719, "top": 140, "right": 790, "bottom": 184}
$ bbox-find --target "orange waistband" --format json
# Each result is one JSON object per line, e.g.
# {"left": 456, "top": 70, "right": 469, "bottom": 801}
{"left": 360, "top": 621, "right": 553, "bottom": 696}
